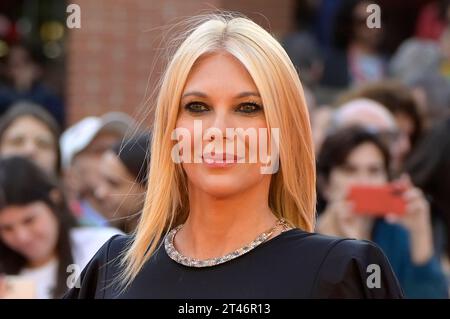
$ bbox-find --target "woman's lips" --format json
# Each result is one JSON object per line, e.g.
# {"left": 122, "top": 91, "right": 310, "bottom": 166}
{"left": 201, "top": 153, "right": 244, "bottom": 167}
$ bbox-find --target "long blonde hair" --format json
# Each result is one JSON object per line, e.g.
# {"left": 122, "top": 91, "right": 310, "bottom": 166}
{"left": 120, "top": 12, "right": 316, "bottom": 288}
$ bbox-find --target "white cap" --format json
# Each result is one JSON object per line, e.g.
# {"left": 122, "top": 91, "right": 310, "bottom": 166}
{"left": 60, "top": 112, "right": 135, "bottom": 168}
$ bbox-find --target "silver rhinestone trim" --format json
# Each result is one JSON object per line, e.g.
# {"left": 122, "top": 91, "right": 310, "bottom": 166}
{"left": 164, "top": 219, "right": 288, "bottom": 268}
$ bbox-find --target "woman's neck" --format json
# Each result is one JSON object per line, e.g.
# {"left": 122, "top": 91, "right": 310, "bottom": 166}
{"left": 349, "top": 42, "right": 377, "bottom": 55}
{"left": 27, "top": 253, "right": 57, "bottom": 269}
{"left": 174, "top": 179, "right": 279, "bottom": 260}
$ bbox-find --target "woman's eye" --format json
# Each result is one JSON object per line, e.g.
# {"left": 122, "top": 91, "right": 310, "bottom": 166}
{"left": 237, "top": 102, "right": 262, "bottom": 114}
{"left": 23, "top": 217, "right": 35, "bottom": 225}
{"left": 369, "top": 166, "right": 384, "bottom": 176}
{"left": 107, "top": 177, "right": 121, "bottom": 189}
{"left": 6, "top": 136, "right": 25, "bottom": 147}
{"left": 340, "top": 164, "right": 356, "bottom": 175}
{"left": 35, "top": 138, "right": 54, "bottom": 150}
{"left": 184, "top": 102, "right": 209, "bottom": 113}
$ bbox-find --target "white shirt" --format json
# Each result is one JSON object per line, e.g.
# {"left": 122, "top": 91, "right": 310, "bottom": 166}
{"left": 19, "top": 227, "right": 122, "bottom": 299}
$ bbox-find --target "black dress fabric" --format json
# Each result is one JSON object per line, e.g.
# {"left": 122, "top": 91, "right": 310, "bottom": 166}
{"left": 63, "top": 229, "right": 404, "bottom": 299}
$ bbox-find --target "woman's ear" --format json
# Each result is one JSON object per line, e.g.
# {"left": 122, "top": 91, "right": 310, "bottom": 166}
{"left": 49, "top": 189, "right": 62, "bottom": 206}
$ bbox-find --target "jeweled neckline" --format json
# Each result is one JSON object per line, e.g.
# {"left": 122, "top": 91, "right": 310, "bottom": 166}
{"left": 165, "top": 219, "right": 290, "bottom": 268}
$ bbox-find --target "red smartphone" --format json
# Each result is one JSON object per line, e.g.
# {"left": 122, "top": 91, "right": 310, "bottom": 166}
{"left": 347, "top": 184, "right": 406, "bottom": 217}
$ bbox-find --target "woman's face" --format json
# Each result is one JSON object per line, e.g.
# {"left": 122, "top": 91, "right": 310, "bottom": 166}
{"left": 176, "top": 52, "right": 272, "bottom": 198}
{"left": 0, "top": 201, "right": 59, "bottom": 267}
{"left": 393, "top": 112, "right": 413, "bottom": 157}
{"left": 95, "top": 151, "right": 146, "bottom": 218}
{"left": 0, "top": 116, "right": 58, "bottom": 174}
{"left": 324, "top": 142, "right": 388, "bottom": 201}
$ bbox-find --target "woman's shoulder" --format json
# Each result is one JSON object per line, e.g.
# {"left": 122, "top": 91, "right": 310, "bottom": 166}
{"left": 101, "top": 233, "right": 132, "bottom": 257}
{"left": 277, "top": 229, "right": 404, "bottom": 298}
{"left": 277, "top": 228, "right": 383, "bottom": 258}
{"left": 63, "top": 233, "right": 131, "bottom": 299}
{"left": 281, "top": 229, "right": 396, "bottom": 273}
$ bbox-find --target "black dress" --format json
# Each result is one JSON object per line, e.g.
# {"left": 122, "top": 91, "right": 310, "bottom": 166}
{"left": 63, "top": 229, "right": 404, "bottom": 298}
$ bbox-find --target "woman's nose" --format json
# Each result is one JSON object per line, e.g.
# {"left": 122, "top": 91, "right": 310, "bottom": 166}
{"left": 95, "top": 184, "right": 108, "bottom": 201}
{"left": 207, "top": 110, "right": 232, "bottom": 141}
{"left": 22, "top": 140, "right": 38, "bottom": 157}
{"left": 12, "top": 226, "right": 32, "bottom": 245}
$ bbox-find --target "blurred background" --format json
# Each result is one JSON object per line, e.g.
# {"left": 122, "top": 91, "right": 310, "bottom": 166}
{"left": 1, "top": 0, "right": 447, "bottom": 125}
{"left": 0, "top": 0, "right": 300, "bottom": 126}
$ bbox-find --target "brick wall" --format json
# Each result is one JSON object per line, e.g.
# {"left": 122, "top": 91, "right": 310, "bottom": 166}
{"left": 66, "top": 0, "right": 295, "bottom": 126}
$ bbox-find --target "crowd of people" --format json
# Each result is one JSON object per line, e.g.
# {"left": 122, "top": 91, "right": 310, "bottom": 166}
{"left": 0, "top": 102, "right": 151, "bottom": 298}
{"left": 291, "top": 0, "right": 450, "bottom": 298}
{"left": 0, "top": 0, "right": 449, "bottom": 298}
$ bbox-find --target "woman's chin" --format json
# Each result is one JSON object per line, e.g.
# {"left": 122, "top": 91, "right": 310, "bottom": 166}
{"left": 184, "top": 164, "right": 267, "bottom": 198}
{"left": 192, "top": 176, "right": 248, "bottom": 199}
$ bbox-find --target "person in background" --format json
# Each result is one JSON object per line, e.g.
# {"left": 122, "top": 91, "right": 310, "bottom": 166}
{"left": 0, "top": 43, "right": 64, "bottom": 126}
{"left": 321, "top": 0, "right": 386, "bottom": 88}
{"left": 337, "top": 81, "right": 424, "bottom": 169}
{"left": 316, "top": 126, "right": 448, "bottom": 298}
{"left": 387, "top": 37, "right": 450, "bottom": 128}
{"left": 0, "top": 101, "right": 61, "bottom": 176}
{"left": 407, "top": 117, "right": 450, "bottom": 285}
{"left": 388, "top": 38, "right": 442, "bottom": 87}
{"left": 415, "top": 0, "right": 450, "bottom": 41}
{"left": 95, "top": 133, "right": 151, "bottom": 233}
{"left": 329, "top": 98, "right": 447, "bottom": 253}
{"left": 282, "top": 0, "right": 323, "bottom": 88}
{"left": 310, "top": 104, "right": 334, "bottom": 155}
{"left": 60, "top": 112, "right": 136, "bottom": 227}
{"left": 331, "top": 98, "right": 410, "bottom": 176}
{"left": 406, "top": 72, "right": 450, "bottom": 128}
{"left": 0, "top": 157, "right": 121, "bottom": 299}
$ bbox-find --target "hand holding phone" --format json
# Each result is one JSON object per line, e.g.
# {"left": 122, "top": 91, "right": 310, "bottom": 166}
{"left": 0, "top": 276, "right": 36, "bottom": 299}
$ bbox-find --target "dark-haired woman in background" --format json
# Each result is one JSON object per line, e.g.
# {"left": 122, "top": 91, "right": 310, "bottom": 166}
{"left": 0, "top": 101, "right": 61, "bottom": 176}
{"left": 0, "top": 157, "right": 121, "bottom": 298}
{"left": 316, "top": 126, "right": 448, "bottom": 298}
{"left": 95, "top": 133, "right": 151, "bottom": 233}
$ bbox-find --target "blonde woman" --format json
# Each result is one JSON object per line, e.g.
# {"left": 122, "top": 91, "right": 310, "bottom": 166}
{"left": 64, "top": 13, "right": 403, "bottom": 298}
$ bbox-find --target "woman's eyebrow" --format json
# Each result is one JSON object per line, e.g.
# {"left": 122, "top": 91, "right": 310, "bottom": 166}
{"left": 182, "top": 91, "right": 208, "bottom": 98}
{"left": 181, "top": 91, "right": 261, "bottom": 98}
{"left": 235, "top": 91, "right": 261, "bottom": 98}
